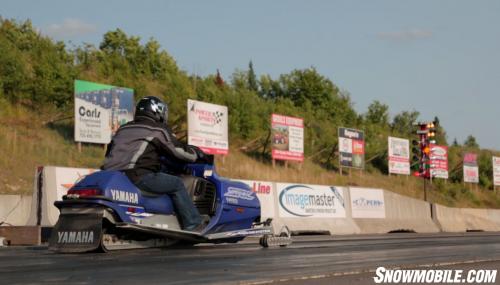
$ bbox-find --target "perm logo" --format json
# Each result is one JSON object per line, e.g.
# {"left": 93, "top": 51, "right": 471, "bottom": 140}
{"left": 58, "top": 231, "right": 94, "bottom": 244}
{"left": 352, "top": 198, "right": 384, "bottom": 207}
{"left": 110, "top": 189, "right": 139, "bottom": 204}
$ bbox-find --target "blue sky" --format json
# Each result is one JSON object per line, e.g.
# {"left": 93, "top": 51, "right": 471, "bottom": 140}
{"left": 2, "top": 0, "right": 500, "bottom": 150}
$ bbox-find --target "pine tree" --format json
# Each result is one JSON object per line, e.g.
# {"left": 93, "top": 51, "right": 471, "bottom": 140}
{"left": 247, "top": 60, "right": 258, "bottom": 92}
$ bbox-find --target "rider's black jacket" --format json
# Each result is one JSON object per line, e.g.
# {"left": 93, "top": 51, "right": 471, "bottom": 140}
{"left": 101, "top": 116, "right": 197, "bottom": 183}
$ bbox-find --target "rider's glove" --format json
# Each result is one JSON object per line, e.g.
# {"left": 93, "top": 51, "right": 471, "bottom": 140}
{"left": 189, "top": 145, "right": 208, "bottom": 162}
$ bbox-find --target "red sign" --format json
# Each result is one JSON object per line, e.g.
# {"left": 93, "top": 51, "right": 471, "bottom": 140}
{"left": 271, "top": 114, "right": 304, "bottom": 162}
{"left": 352, "top": 140, "right": 365, "bottom": 154}
{"left": 430, "top": 144, "right": 449, "bottom": 179}
{"left": 463, "top": 153, "right": 478, "bottom": 166}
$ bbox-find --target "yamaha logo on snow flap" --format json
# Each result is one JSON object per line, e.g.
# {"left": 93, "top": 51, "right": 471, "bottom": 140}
{"left": 110, "top": 189, "right": 139, "bottom": 204}
{"left": 57, "top": 231, "right": 94, "bottom": 244}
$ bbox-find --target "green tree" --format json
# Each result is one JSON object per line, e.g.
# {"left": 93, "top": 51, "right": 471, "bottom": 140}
{"left": 365, "top": 100, "right": 389, "bottom": 125}
{"left": 464, "top": 135, "right": 480, "bottom": 149}
{"left": 391, "top": 110, "right": 420, "bottom": 138}
{"left": 247, "top": 60, "right": 258, "bottom": 92}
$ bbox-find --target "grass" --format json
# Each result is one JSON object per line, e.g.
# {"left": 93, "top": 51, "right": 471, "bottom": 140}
{"left": 1, "top": 103, "right": 499, "bottom": 208}
{"left": 0, "top": 104, "right": 103, "bottom": 195}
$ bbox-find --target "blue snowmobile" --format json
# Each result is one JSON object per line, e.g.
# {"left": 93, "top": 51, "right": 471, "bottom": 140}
{"left": 49, "top": 155, "right": 291, "bottom": 253}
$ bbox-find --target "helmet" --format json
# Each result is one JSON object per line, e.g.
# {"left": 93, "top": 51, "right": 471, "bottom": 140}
{"left": 134, "top": 96, "right": 168, "bottom": 123}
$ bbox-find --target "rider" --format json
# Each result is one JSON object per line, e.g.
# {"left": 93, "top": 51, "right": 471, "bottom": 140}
{"left": 101, "top": 96, "right": 205, "bottom": 232}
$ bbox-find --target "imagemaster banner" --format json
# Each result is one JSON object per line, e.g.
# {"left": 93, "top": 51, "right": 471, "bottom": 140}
{"left": 74, "top": 80, "right": 134, "bottom": 144}
{"left": 388, "top": 137, "right": 410, "bottom": 175}
{"left": 349, "top": 187, "right": 386, "bottom": 219}
{"left": 187, "top": 99, "right": 229, "bottom": 155}
{"left": 277, "top": 183, "right": 346, "bottom": 218}
{"left": 338, "top": 127, "right": 365, "bottom": 169}
{"left": 271, "top": 114, "right": 304, "bottom": 162}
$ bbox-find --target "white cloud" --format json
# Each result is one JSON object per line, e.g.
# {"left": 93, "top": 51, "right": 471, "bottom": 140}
{"left": 377, "top": 29, "right": 433, "bottom": 41}
{"left": 44, "top": 18, "right": 97, "bottom": 38}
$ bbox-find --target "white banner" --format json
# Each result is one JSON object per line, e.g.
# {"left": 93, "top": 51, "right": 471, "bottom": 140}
{"left": 276, "top": 183, "right": 346, "bottom": 218}
{"left": 236, "top": 180, "right": 275, "bottom": 219}
{"left": 388, "top": 137, "right": 410, "bottom": 175}
{"left": 271, "top": 114, "right": 304, "bottom": 162}
{"left": 74, "top": 80, "right": 134, "bottom": 144}
{"left": 187, "top": 99, "right": 229, "bottom": 155}
{"left": 349, "top": 187, "right": 386, "bottom": 219}
{"left": 54, "top": 167, "right": 97, "bottom": 200}
{"left": 494, "top": 157, "right": 500, "bottom": 186}
{"left": 463, "top": 165, "right": 479, "bottom": 183}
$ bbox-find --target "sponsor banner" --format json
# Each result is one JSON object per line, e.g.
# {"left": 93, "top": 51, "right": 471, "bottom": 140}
{"left": 235, "top": 180, "right": 275, "bottom": 219}
{"left": 349, "top": 188, "right": 386, "bottom": 219}
{"left": 277, "top": 183, "right": 346, "bottom": 218}
{"left": 187, "top": 99, "right": 229, "bottom": 155}
{"left": 388, "top": 137, "right": 410, "bottom": 175}
{"left": 54, "top": 167, "right": 97, "bottom": 201}
{"left": 338, "top": 127, "right": 365, "bottom": 169}
{"left": 430, "top": 144, "right": 449, "bottom": 179}
{"left": 463, "top": 152, "right": 478, "bottom": 166}
{"left": 74, "top": 80, "right": 134, "bottom": 144}
{"left": 463, "top": 165, "right": 479, "bottom": 183}
{"left": 493, "top": 157, "right": 500, "bottom": 186}
{"left": 463, "top": 152, "right": 479, "bottom": 183}
{"left": 271, "top": 114, "right": 304, "bottom": 162}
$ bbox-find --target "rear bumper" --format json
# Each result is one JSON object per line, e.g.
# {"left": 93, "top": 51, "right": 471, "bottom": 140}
{"left": 54, "top": 199, "right": 131, "bottom": 223}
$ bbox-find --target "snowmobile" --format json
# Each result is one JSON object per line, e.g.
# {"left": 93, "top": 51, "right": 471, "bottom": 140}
{"left": 48, "top": 155, "right": 291, "bottom": 253}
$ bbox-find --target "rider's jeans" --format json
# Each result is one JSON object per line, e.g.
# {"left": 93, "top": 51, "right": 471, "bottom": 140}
{"left": 135, "top": 172, "right": 202, "bottom": 230}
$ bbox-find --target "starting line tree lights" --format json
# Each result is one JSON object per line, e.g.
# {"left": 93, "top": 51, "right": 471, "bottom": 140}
{"left": 411, "top": 120, "right": 448, "bottom": 201}
{"left": 412, "top": 121, "right": 436, "bottom": 179}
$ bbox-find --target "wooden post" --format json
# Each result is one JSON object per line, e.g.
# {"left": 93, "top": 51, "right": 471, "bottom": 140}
{"left": 77, "top": 142, "right": 82, "bottom": 153}
{"left": 284, "top": 161, "right": 288, "bottom": 169}
{"left": 12, "top": 130, "right": 17, "bottom": 154}
{"left": 340, "top": 166, "right": 343, "bottom": 176}
{"left": 272, "top": 159, "right": 276, "bottom": 169}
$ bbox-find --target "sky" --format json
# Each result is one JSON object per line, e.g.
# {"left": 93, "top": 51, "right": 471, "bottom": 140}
{"left": 2, "top": 0, "right": 500, "bottom": 150}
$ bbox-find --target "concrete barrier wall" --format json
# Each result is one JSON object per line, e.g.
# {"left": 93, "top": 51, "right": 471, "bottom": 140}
{"left": 433, "top": 204, "right": 500, "bottom": 232}
{"left": 0, "top": 195, "right": 32, "bottom": 226}
{"left": 352, "top": 188, "right": 440, "bottom": 233}
{"left": 16, "top": 165, "right": 500, "bottom": 234}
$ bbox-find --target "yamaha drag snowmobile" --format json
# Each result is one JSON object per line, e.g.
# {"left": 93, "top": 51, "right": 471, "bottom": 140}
{"left": 49, "top": 155, "right": 291, "bottom": 252}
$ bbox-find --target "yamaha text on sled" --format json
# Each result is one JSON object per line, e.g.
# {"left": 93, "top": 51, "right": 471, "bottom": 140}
{"left": 49, "top": 156, "right": 291, "bottom": 252}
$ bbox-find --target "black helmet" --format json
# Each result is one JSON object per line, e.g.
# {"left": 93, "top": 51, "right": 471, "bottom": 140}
{"left": 135, "top": 96, "right": 168, "bottom": 123}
